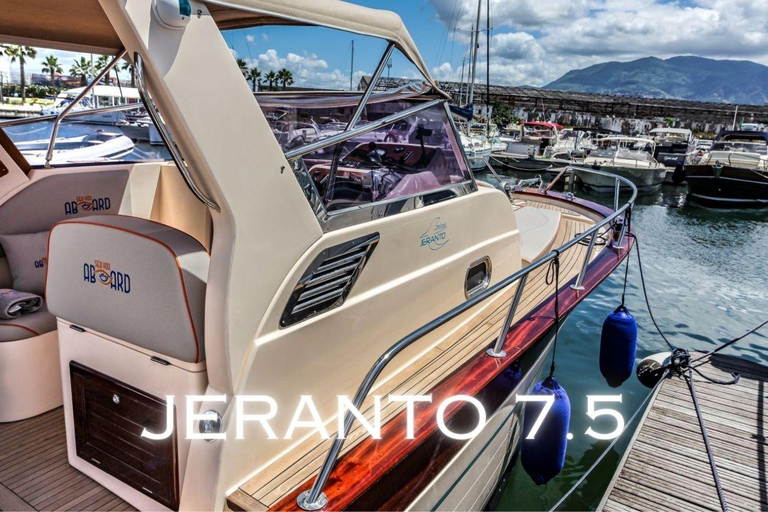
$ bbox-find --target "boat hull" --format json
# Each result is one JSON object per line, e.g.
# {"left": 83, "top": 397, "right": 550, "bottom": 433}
{"left": 684, "top": 164, "right": 768, "bottom": 207}
{"left": 400, "top": 324, "right": 558, "bottom": 511}
{"left": 576, "top": 165, "right": 666, "bottom": 193}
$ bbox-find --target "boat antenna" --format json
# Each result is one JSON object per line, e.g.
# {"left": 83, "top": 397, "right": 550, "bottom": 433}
{"left": 350, "top": 39, "right": 355, "bottom": 91}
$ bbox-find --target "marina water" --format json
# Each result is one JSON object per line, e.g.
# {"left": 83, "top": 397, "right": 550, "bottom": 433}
{"left": 479, "top": 174, "right": 768, "bottom": 510}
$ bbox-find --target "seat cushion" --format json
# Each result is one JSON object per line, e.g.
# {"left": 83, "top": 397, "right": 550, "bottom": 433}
{"left": 0, "top": 231, "right": 49, "bottom": 295}
{"left": 46, "top": 215, "right": 209, "bottom": 363}
{"left": 516, "top": 206, "right": 562, "bottom": 264}
{"left": 0, "top": 303, "right": 57, "bottom": 342}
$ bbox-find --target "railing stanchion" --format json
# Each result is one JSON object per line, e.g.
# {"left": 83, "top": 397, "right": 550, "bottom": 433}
{"left": 487, "top": 274, "right": 528, "bottom": 358}
{"left": 613, "top": 177, "right": 620, "bottom": 212}
{"left": 571, "top": 233, "right": 596, "bottom": 291}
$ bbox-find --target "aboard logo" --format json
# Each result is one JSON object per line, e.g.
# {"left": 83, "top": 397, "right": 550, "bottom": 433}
{"left": 65, "top": 195, "right": 112, "bottom": 215}
{"left": 420, "top": 217, "right": 449, "bottom": 251}
{"left": 83, "top": 259, "right": 131, "bottom": 294}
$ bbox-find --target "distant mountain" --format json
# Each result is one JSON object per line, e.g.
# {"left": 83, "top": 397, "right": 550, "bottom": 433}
{"left": 545, "top": 56, "right": 768, "bottom": 105}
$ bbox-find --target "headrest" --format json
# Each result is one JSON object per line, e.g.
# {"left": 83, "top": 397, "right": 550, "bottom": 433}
{"left": 46, "top": 215, "right": 208, "bottom": 364}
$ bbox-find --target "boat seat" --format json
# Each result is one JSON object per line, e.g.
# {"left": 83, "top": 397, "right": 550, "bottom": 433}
{"left": 46, "top": 215, "right": 209, "bottom": 364}
{"left": 0, "top": 303, "right": 57, "bottom": 342}
{"left": 515, "top": 206, "right": 562, "bottom": 264}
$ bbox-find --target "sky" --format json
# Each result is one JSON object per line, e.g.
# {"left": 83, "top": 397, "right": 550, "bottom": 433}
{"left": 3, "top": 0, "right": 767, "bottom": 90}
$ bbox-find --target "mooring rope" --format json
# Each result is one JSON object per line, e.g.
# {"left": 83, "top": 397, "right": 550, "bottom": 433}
{"left": 550, "top": 231, "right": 768, "bottom": 512}
{"left": 626, "top": 233, "right": 675, "bottom": 351}
{"left": 545, "top": 250, "right": 561, "bottom": 378}
{"left": 680, "top": 356, "right": 729, "bottom": 512}
{"left": 549, "top": 368, "right": 671, "bottom": 512}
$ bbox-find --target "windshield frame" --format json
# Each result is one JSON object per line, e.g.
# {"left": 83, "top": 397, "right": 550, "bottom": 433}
{"left": 288, "top": 100, "right": 477, "bottom": 233}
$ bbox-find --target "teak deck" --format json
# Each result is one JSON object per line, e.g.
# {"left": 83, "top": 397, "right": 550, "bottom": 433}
{"left": 230, "top": 199, "right": 609, "bottom": 511}
{"left": 600, "top": 353, "right": 768, "bottom": 512}
{"left": 0, "top": 408, "right": 133, "bottom": 511}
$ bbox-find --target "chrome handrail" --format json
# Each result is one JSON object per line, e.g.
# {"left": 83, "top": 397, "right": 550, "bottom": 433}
{"left": 133, "top": 52, "right": 221, "bottom": 212}
{"left": 44, "top": 50, "right": 127, "bottom": 168}
{"left": 297, "top": 165, "right": 638, "bottom": 510}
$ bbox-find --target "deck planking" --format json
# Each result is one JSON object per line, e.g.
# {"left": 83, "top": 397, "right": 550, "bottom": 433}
{"left": 600, "top": 353, "right": 768, "bottom": 512}
{"left": 0, "top": 408, "right": 133, "bottom": 512}
{"left": 231, "top": 201, "right": 605, "bottom": 510}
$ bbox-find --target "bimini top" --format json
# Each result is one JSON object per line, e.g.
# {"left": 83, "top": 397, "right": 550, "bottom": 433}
{"left": 1, "top": 0, "right": 437, "bottom": 90}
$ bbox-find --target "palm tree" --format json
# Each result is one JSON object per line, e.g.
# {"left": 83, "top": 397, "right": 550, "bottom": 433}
{"left": 70, "top": 57, "right": 94, "bottom": 87}
{"left": 236, "top": 58, "right": 248, "bottom": 77}
{"left": 264, "top": 70, "right": 278, "bottom": 91}
{"left": 96, "top": 55, "right": 113, "bottom": 84}
{"left": 247, "top": 66, "right": 261, "bottom": 92}
{"left": 277, "top": 68, "right": 294, "bottom": 90}
{"left": 4, "top": 45, "right": 38, "bottom": 104}
{"left": 41, "top": 55, "right": 63, "bottom": 87}
{"left": 120, "top": 60, "right": 135, "bottom": 88}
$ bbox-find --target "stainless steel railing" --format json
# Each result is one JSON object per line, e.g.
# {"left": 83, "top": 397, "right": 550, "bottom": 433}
{"left": 297, "top": 165, "right": 637, "bottom": 511}
{"left": 44, "top": 51, "right": 127, "bottom": 168}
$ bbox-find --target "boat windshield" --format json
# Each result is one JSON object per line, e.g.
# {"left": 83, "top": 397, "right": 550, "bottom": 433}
{"left": 291, "top": 102, "right": 471, "bottom": 213}
{"left": 593, "top": 139, "right": 655, "bottom": 161}
{"left": 711, "top": 141, "right": 768, "bottom": 155}
{"left": 255, "top": 85, "right": 431, "bottom": 152}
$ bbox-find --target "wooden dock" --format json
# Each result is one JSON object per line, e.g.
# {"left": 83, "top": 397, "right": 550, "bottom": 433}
{"left": 599, "top": 353, "right": 768, "bottom": 511}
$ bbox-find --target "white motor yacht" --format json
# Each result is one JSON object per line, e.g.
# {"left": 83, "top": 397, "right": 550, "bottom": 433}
{"left": 574, "top": 136, "right": 667, "bottom": 192}
{"left": 15, "top": 131, "right": 135, "bottom": 166}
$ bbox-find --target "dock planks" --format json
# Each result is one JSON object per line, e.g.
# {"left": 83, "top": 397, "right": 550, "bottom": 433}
{"left": 0, "top": 408, "right": 133, "bottom": 512}
{"left": 600, "top": 353, "right": 768, "bottom": 512}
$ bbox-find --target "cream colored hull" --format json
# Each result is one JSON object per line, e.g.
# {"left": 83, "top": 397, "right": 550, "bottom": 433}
{"left": 405, "top": 327, "right": 556, "bottom": 511}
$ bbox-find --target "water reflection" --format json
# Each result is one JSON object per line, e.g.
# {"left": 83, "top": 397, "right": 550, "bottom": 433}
{"left": 482, "top": 164, "right": 768, "bottom": 511}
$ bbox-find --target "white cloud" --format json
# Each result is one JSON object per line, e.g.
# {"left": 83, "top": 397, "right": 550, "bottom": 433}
{"left": 250, "top": 49, "right": 358, "bottom": 89}
{"left": 246, "top": 34, "right": 256, "bottom": 44}
{"left": 427, "top": 0, "right": 768, "bottom": 86}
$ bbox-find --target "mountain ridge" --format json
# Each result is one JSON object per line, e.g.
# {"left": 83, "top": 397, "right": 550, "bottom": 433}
{"left": 545, "top": 56, "right": 768, "bottom": 105}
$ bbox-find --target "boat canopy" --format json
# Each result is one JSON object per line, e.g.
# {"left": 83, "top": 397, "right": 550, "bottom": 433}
{"left": 2, "top": 0, "right": 438, "bottom": 92}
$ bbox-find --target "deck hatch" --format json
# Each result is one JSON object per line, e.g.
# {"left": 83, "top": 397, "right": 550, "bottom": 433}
{"left": 281, "top": 233, "right": 379, "bottom": 327}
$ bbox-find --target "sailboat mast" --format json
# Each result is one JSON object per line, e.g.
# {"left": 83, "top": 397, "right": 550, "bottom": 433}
{"left": 457, "top": 56, "right": 465, "bottom": 105}
{"left": 486, "top": 0, "right": 490, "bottom": 136}
{"left": 467, "top": 0, "right": 482, "bottom": 107}
{"left": 350, "top": 40, "right": 355, "bottom": 91}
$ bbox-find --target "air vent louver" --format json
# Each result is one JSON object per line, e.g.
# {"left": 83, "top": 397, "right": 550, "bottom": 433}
{"left": 280, "top": 233, "right": 379, "bottom": 327}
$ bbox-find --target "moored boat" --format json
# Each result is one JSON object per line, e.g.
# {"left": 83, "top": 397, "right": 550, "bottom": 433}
{"left": 682, "top": 130, "right": 768, "bottom": 207}
{"left": 649, "top": 127, "right": 696, "bottom": 168}
{"left": 15, "top": 131, "right": 135, "bottom": 165}
{"left": 574, "top": 136, "right": 667, "bottom": 193}
{"left": 0, "top": 1, "right": 636, "bottom": 511}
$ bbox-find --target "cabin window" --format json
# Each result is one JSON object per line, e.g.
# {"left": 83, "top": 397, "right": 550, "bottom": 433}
{"left": 290, "top": 102, "right": 471, "bottom": 213}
